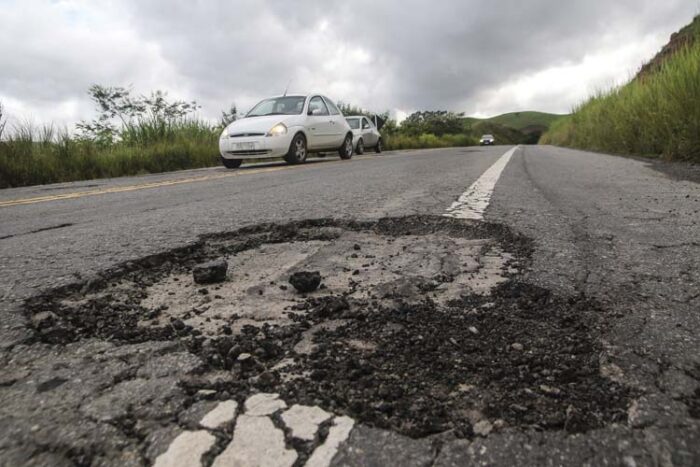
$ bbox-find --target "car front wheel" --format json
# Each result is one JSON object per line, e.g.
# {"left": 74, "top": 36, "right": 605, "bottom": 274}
{"left": 356, "top": 138, "right": 364, "bottom": 155}
{"left": 221, "top": 157, "right": 242, "bottom": 169}
{"left": 339, "top": 134, "right": 354, "bottom": 160}
{"left": 284, "top": 133, "right": 307, "bottom": 164}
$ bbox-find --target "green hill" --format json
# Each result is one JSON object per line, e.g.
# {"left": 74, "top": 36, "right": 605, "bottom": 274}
{"left": 463, "top": 111, "right": 567, "bottom": 144}
{"left": 541, "top": 15, "right": 700, "bottom": 162}
{"left": 486, "top": 111, "right": 566, "bottom": 131}
{"left": 470, "top": 121, "right": 529, "bottom": 145}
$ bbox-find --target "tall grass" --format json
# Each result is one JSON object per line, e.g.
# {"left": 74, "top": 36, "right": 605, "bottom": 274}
{"left": 541, "top": 42, "right": 700, "bottom": 162}
{"left": 0, "top": 120, "right": 219, "bottom": 188}
{"left": 384, "top": 133, "right": 477, "bottom": 150}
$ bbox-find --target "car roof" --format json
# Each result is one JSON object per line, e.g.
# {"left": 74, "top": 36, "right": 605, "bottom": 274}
{"left": 262, "top": 95, "right": 307, "bottom": 99}
{"left": 263, "top": 93, "right": 330, "bottom": 99}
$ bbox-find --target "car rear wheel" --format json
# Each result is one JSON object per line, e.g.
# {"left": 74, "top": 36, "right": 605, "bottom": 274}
{"left": 221, "top": 157, "right": 242, "bottom": 169}
{"left": 339, "top": 134, "right": 354, "bottom": 160}
{"left": 375, "top": 138, "right": 383, "bottom": 154}
{"left": 284, "top": 133, "right": 307, "bottom": 164}
{"left": 356, "top": 138, "right": 364, "bottom": 155}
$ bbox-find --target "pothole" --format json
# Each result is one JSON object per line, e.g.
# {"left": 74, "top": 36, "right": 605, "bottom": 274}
{"left": 25, "top": 215, "right": 631, "bottom": 440}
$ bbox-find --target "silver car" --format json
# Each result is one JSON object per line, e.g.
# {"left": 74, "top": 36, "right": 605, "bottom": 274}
{"left": 346, "top": 116, "right": 383, "bottom": 154}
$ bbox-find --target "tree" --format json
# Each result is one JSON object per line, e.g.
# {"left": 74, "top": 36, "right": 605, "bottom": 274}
{"left": 0, "top": 101, "right": 6, "bottom": 140}
{"left": 337, "top": 102, "right": 369, "bottom": 117}
{"left": 220, "top": 103, "right": 238, "bottom": 127}
{"left": 76, "top": 85, "right": 200, "bottom": 145}
{"left": 400, "top": 110, "right": 465, "bottom": 136}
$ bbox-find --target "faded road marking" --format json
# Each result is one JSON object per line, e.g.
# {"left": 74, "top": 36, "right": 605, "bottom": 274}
{"left": 0, "top": 165, "right": 305, "bottom": 208}
{"left": 153, "top": 430, "right": 217, "bottom": 467}
{"left": 444, "top": 146, "right": 518, "bottom": 220}
{"left": 156, "top": 393, "right": 355, "bottom": 467}
{"left": 199, "top": 400, "right": 238, "bottom": 430}
{"left": 281, "top": 405, "right": 332, "bottom": 441}
{"left": 213, "top": 415, "right": 297, "bottom": 467}
{"left": 305, "top": 416, "right": 355, "bottom": 467}
{"left": 0, "top": 153, "right": 407, "bottom": 209}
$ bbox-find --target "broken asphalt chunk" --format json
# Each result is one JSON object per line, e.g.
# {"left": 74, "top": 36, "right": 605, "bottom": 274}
{"left": 289, "top": 271, "right": 322, "bottom": 293}
{"left": 193, "top": 258, "right": 228, "bottom": 284}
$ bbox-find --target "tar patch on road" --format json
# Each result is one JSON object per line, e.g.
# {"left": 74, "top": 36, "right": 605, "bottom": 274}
{"left": 25, "top": 216, "right": 631, "bottom": 441}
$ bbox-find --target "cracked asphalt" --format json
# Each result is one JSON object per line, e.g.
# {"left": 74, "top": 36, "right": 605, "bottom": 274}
{"left": 0, "top": 145, "right": 698, "bottom": 466}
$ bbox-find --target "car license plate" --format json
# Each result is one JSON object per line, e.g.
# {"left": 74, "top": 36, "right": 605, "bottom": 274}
{"left": 233, "top": 142, "right": 255, "bottom": 150}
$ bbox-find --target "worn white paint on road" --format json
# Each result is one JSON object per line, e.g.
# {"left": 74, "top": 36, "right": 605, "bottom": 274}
{"left": 155, "top": 393, "right": 355, "bottom": 467}
{"left": 153, "top": 430, "right": 217, "bottom": 467}
{"left": 444, "top": 146, "right": 518, "bottom": 220}
{"left": 281, "top": 404, "right": 333, "bottom": 441}
{"left": 305, "top": 416, "right": 355, "bottom": 467}
{"left": 199, "top": 400, "right": 238, "bottom": 430}
{"left": 244, "top": 392, "right": 287, "bottom": 416}
{"left": 213, "top": 415, "right": 297, "bottom": 467}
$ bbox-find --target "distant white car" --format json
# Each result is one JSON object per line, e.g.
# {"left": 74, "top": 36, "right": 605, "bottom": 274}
{"left": 480, "top": 134, "right": 495, "bottom": 146}
{"left": 219, "top": 94, "right": 354, "bottom": 168}
{"left": 346, "top": 116, "right": 383, "bottom": 154}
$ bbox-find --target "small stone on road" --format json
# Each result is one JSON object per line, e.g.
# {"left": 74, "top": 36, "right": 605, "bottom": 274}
{"left": 473, "top": 420, "right": 493, "bottom": 437}
{"left": 289, "top": 271, "right": 322, "bottom": 293}
{"left": 193, "top": 258, "right": 228, "bottom": 284}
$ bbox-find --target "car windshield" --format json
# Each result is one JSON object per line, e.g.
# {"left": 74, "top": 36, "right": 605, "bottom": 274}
{"left": 482, "top": 134, "right": 494, "bottom": 139}
{"left": 347, "top": 118, "right": 360, "bottom": 129}
{"left": 246, "top": 96, "right": 306, "bottom": 117}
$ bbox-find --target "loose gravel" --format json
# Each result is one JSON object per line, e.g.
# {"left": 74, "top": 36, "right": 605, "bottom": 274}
{"left": 24, "top": 216, "right": 631, "bottom": 440}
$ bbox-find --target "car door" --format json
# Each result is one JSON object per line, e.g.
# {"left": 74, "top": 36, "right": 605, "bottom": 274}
{"left": 306, "top": 96, "right": 333, "bottom": 149}
{"left": 323, "top": 96, "right": 346, "bottom": 148}
{"left": 362, "top": 117, "right": 377, "bottom": 147}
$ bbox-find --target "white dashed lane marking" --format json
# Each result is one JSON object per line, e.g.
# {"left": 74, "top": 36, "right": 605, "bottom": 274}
{"left": 305, "top": 416, "right": 355, "bottom": 467}
{"left": 444, "top": 146, "right": 518, "bottom": 220}
{"left": 213, "top": 415, "right": 297, "bottom": 467}
{"left": 155, "top": 393, "right": 355, "bottom": 467}
{"left": 199, "top": 400, "right": 238, "bottom": 430}
{"left": 281, "top": 405, "right": 333, "bottom": 441}
{"left": 154, "top": 430, "right": 217, "bottom": 467}
{"left": 244, "top": 392, "right": 287, "bottom": 416}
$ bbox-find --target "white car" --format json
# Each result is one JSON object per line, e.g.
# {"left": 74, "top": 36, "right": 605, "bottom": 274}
{"left": 479, "top": 134, "right": 495, "bottom": 146}
{"left": 346, "top": 116, "right": 383, "bottom": 154}
{"left": 219, "top": 94, "right": 354, "bottom": 168}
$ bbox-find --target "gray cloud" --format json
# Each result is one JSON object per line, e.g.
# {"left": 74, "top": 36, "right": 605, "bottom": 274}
{"left": 0, "top": 0, "right": 698, "bottom": 125}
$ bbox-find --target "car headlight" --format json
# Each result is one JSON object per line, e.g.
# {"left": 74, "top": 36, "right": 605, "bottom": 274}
{"left": 220, "top": 129, "right": 229, "bottom": 139}
{"left": 267, "top": 123, "right": 287, "bottom": 137}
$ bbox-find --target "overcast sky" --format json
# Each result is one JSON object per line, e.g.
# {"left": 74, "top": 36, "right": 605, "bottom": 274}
{"left": 0, "top": 0, "right": 698, "bottom": 127}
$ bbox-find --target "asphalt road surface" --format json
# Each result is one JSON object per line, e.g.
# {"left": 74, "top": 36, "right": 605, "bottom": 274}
{"left": 1, "top": 145, "right": 698, "bottom": 466}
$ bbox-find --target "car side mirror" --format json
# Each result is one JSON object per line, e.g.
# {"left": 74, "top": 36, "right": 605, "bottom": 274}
{"left": 308, "top": 108, "right": 322, "bottom": 116}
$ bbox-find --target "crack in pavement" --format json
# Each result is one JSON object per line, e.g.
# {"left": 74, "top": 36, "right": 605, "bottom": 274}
{"left": 0, "top": 222, "right": 75, "bottom": 240}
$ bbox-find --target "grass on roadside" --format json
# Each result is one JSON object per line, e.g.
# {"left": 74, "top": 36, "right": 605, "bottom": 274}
{"left": 541, "top": 40, "right": 700, "bottom": 162}
{"left": 0, "top": 121, "right": 220, "bottom": 188}
{"left": 0, "top": 123, "right": 480, "bottom": 188}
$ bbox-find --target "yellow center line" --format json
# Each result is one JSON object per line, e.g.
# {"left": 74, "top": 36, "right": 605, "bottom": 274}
{"left": 0, "top": 154, "right": 382, "bottom": 208}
